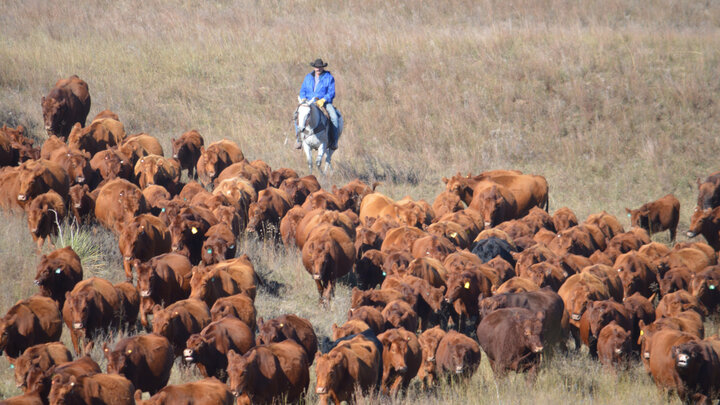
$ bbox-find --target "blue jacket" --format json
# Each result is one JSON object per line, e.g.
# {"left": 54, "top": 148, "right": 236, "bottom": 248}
{"left": 299, "top": 71, "right": 335, "bottom": 103}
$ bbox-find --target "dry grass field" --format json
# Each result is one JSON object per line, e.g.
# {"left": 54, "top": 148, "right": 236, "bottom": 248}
{"left": 2, "top": 0, "right": 720, "bottom": 402}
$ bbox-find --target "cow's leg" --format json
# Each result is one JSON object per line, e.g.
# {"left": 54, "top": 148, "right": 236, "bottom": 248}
{"left": 123, "top": 259, "right": 133, "bottom": 283}
{"left": 314, "top": 279, "right": 325, "bottom": 299}
{"left": 69, "top": 328, "right": 80, "bottom": 356}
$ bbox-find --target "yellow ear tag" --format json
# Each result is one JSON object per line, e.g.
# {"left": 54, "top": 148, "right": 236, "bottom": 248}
{"left": 191, "top": 227, "right": 198, "bottom": 234}
{"left": 279, "top": 323, "right": 284, "bottom": 327}
{"left": 127, "top": 349, "right": 132, "bottom": 354}
{"left": 464, "top": 282, "right": 470, "bottom": 289}
{"left": 450, "top": 232, "right": 458, "bottom": 238}
{"left": 640, "top": 330, "right": 644, "bottom": 336}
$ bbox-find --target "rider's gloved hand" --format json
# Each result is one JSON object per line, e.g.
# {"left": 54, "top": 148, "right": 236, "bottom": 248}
{"left": 316, "top": 98, "right": 326, "bottom": 108}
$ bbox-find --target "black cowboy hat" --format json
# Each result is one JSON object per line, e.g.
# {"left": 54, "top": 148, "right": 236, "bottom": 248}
{"left": 310, "top": 58, "right": 328, "bottom": 68}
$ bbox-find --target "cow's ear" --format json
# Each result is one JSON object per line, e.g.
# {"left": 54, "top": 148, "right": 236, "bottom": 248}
{"left": 331, "top": 323, "right": 338, "bottom": 332}
{"left": 134, "top": 390, "right": 143, "bottom": 402}
{"left": 625, "top": 208, "right": 631, "bottom": 214}
{"left": 535, "top": 311, "right": 545, "bottom": 322}
{"left": 41, "top": 96, "right": 46, "bottom": 104}
{"left": 152, "top": 304, "right": 162, "bottom": 314}
{"left": 227, "top": 349, "right": 239, "bottom": 362}
{"left": 257, "top": 317, "right": 264, "bottom": 327}
{"left": 441, "top": 177, "right": 448, "bottom": 184}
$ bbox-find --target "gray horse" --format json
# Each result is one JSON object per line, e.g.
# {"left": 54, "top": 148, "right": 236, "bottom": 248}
{"left": 295, "top": 99, "right": 343, "bottom": 174}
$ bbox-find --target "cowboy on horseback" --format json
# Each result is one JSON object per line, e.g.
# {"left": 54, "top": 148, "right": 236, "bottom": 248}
{"left": 294, "top": 58, "right": 339, "bottom": 150}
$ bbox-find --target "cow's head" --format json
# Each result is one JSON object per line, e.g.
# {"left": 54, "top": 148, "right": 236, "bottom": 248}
{"left": 521, "top": 312, "right": 545, "bottom": 354}
{"left": 135, "top": 262, "right": 157, "bottom": 299}
{"left": 672, "top": 341, "right": 704, "bottom": 374}
{"left": 256, "top": 318, "right": 287, "bottom": 345}
{"left": 315, "top": 350, "right": 345, "bottom": 395}
{"left": 417, "top": 328, "right": 445, "bottom": 387}
{"left": 104, "top": 341, "right": 136, "bottom": 376}
{"left": 41, "top": 96, "right": 68, "bottom": 136}
{"left": 444, "top": 271, "right": 476, "bottom": 304}
{"left": 183, "top": 332, "right": 212, "bottom": 364}
{"left": 226, "top": 349, "right": 254, "bottom": 398}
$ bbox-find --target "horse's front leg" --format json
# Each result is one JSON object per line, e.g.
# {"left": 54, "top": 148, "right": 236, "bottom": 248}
{"left": 316, "top": 143, "right": 325, "bottom": 170}
{"left": 302, "top": 142, "right": 313, "bottom": 173}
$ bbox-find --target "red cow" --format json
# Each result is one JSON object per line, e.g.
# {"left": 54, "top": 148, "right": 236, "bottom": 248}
{"left": 171, "top": 129, "right": 204, "bottom": 179}
{"left": 626, "top": 194, "right": 680, "bottom": 241}
{"left": 104, "top": 333, "right": 174, "bottom": 395}
{"left": 41, "top": 75, "right": 91, "bottom": 138}
{"left": 0, "top": 296, "right": 62, "bottom": 360}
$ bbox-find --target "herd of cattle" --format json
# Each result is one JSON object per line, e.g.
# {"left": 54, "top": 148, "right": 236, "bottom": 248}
{"left": 2, "top": 75, "right": 720, "bottom": 404}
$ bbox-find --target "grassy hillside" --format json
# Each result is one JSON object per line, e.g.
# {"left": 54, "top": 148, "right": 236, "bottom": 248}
{"left": 2, "top": 0, "right": 720, "bottom": 402}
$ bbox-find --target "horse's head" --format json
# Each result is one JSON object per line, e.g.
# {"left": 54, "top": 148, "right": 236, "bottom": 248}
{"left": 296, "top": 101, "right": 319, "bottom": 133}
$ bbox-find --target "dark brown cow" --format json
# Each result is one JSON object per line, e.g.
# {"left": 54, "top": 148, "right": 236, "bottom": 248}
{"left": 201, "top": 223, "right": 236, "bottom": 265}
{"left": 279, "top": 205, "right": 308, "bottom": 246}
{"left": 268, "top": 167, "right": 299, "bottom": 188}
{"left": 444, "top": 267, "right": 493, "bottom": 332}
{"left": 432, "top": 190, "right": 464, "bottom": 219}
{"left": 381, "top": 300, "right": 419, "bottom": 332}
{"left": 135, "top": 377, "right": 234, "bottom": 405}
{"left": 347, "top": 306, "right": 386, "bottom": 335}
{"left": 256, "top": 314, "right": 318, "bottom": 360}
{"left": 597, "top": 321, "right": 632, "bottom": 369}
{"left": 11, "top": 342, "right": 71, "bottom": 392}
{"left": 25, "top": 190, "right": 66, "bottom": 251}
{"left": 62, "top": 277, "right": 121, "bottom": 355}
{"left": 302, "top": 225, "right": 355, "bottom": 301}
{"left": 68, "top": 183, "right": 95, "bottom": 223}
{"left": 355, "top": 249, "right": 386, "bottom": 290}
{"left": 48, "top": 146, "right": 93, "bottom": 186}
{"left": 332, "top": 320, "right": 371, "bottom": 341}
{"left": 301, "top": 189, "right": 344, "bottom": 212}
{"left": 626, "top": 194, "right": 680, "bottom": 241}
{"left": 94, "top": 178, "right": 148, "bottom": 233}
{"left": 114, "top": 282, "right": 140, "bottom": 330}
{"left": 411, "top": 234, "right": 456, "bottom": 261}
{"left": 152, "top": 298, "right": 211, "bottom": 356}
{"left": 558, "top": 272, "right": 611, "bottom": 348}
{"left": 172, "top": 130, "right": 204, "bottom": 179}
{"left": 226, "top": 340, "right": 310, "bottom": 404}
{"left": 614, "top": 251, "right": 657, "bottom": 299}
{"left": 118, "top": 213, "right": 172, "bottom": 282}
{"left": 476, "top": 308, "right": 544, "bottom": 378}
{"left": 196, "top": 140, "right": 245, "bottom": 185}
{"left": 350, "top": 288, "right": 405, "bottom": 312}
{"left": 417, "top": 326, "right": 446, "bottom": 388}
{"left": 295, "top": 208, "right": 355, "bottom": 249}
{"left": 671, "top": 340, "right": 720, "bottom": 403}
{"left": 104, "top": 333, "right": 173, "bottom": 394}
{"left": 687, "top": 206, "right": 720, "bottom": 250}
{"left": 659, "top": 267, "right": 693, "bottom": 296}
{"left": 183, "top": 317, "right": 255, "bottom": 379}
{"left": 578, "top": 299, "right": 632, "bottom": 357}
{"left": 407, "top": 256, "right": 448, "bottom": 289}
{"left": 49, "top": 372, "right": 135, "bottom": 405}
{"left": 67, "top": 118, "right": 125, "bottom": 156}
{"left": 214, "top": 159, "right": 268, "bottom": 191}
{"left": 494, "top": 276, "right": 540, "bottom": 294}
{"left": 16, "top": 159, "right": 70, "bottom": 207}
{"left": 315, "top": 333, "right": 382, "bottom": 405}
{"left": 696, "top": 171, "right": 720, "bottom": 210}
{"left": 581, "top": 264, "right": 624, "bottom": 302}
{"left": 189, "top": 259, "right": 258, "bottom": 308}
{"left": 246, "top": 187, "right": 292, "bottom": 237}
{"left": 90, "top": 148, "right": 133, "bottom": 182}
{"left": 210, "top": 294, "right": 256, "bottom": 329}
{"left": 279, "top": 175, "right": 321, "bottom": 206}
{"left": 136, "top": 253, "right": 192, "bottom": 328}
{"left": 656, "top": 290, "right": 708, "bottom": 320}
{"left": 623, "top": 292, "right": 656, "bottom": 350}
{"left": 41, "top": 75, "right": 91, "bottom": 138}
{"left": 169, "top": 205, "right": 219, "bottom": 264}
{"left": 690, "top": 265, "right": 720, "bottom": 313}
{"left": 468, "top": 181, "right": 518, "bottom": 227}
{"left": 21, "top": 355, "right": 99, "bottom": 402}
{"left": 478, "top": 288, "right": 567, "bottom": 353}
{"left": 435, "top": 329, "right": 482, "bottom": 383}
{"left": 134, "top": 154, "right": 180, "bottom": 193}
{"left": 376, "top": 328, "right": 422, "bottom": 395}
{"left": 35, "top": 246, "right": 83, "bottom": 308}
{"left": 646, "top": 329, "right": 699, "bottom": 400}
{"left": 0, "top": 296, "right": 62, "bottom": 360}
{"left": 332, "top": 179, "right": 377, "bottom": 212}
